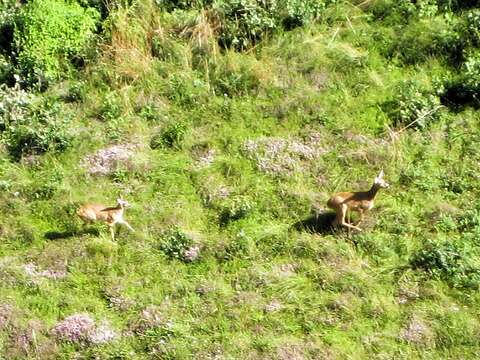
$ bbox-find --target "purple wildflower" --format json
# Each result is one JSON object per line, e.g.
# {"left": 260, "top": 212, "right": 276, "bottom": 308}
{"left": 23, "top": 263, "right": 67, "bottom": 280}
{"left": 242, "top": 136, "right": 326, "bottom": 176}
{"left": 196, "top": 149, "right": 216, "bottom": 168}
{"left": 82, "top": 143, "right": 138, "bottom": 176}
{"left": 400, "top": 318, "right": 432, "bottom": 344}
{"left": 264, "top": 300, "right": 283, "bottom": 313}
{"left": 52, "top": 313, "right": 94, "bottom": 343}
{"left": 183, "top": 245, "right": 201, "bottom": 262}
{"left": 88, "top": 322, "right": 118, "bottom": 345}
{"left": 0, "top": 303, "right": 13, "bottom": 330}
{"left": 130, "top": 306, "right": 164, "bottom": 335}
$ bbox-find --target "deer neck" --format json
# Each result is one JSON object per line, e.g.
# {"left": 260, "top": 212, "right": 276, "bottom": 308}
{"left": 366, "top": 183, "right": 381, "bottom": 200}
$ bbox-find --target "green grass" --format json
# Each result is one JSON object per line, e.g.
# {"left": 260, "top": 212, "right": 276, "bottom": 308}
{"left": 1, "top": 0, "right": 480, "bottom": 359}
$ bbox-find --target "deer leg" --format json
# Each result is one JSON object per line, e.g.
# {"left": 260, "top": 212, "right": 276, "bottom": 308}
{"left": 120, "top": 220, "right": 135, "bottom": 232}
{"left": 109, "top": 224, "right": 115, "bottom": 241}
{"left": 339, "top": 204, "right": 362, "bottom": 232}
{"left": 354, "top": 210, "right": 365, "bottom": 227}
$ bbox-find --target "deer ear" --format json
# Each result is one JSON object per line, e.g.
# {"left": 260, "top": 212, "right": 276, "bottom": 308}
{"left": 378, "top": 169, "right": 384, "bottom": 179}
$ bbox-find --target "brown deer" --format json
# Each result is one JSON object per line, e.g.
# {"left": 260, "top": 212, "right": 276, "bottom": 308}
{"left": 327, "top": 170, "right": 389, "bottom": 232}
{"left": 77, "top": 198, "right": 135, "bottom": 240}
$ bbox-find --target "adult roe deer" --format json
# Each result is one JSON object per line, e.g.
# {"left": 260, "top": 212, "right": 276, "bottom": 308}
{"left": 77, "top": 197, "right": 135, "bottom": 240}
{"left": 327, "top": 170, "right": 389, "bottom": 232}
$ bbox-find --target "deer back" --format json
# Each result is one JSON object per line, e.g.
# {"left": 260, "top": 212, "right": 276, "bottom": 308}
{"left": 78, "top": 204, "right": 116, "bottom": 222}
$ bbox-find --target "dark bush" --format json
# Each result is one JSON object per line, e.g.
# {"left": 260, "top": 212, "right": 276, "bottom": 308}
{"left": 150, "top": 122, "right": 188, "bottom": 149}
{"left": 411, "top": 240, "right": 480, "bottom": 289}
{"left": 382, "top": 80, "right": 442, "bottom": 128}
{"left": 370, "top": 0, "right": 478, "bottom": 23}
{"left": 156, "top": 0, "right": 214, "bottom": 11}
{"left": 0, "top": 0, "right": 16, "bottom": 57}
{"left": 0, "top": 86, "right": 72, "bottom": 160}
{"left": 440, "top": 54, "right": 480, "bottom": 109}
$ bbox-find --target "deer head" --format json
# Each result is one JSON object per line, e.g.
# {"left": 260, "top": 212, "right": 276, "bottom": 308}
{"left": 374, "top": 169, "right": 389, "bottom": 189}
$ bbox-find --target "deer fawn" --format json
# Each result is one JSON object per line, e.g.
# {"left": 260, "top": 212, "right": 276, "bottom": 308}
{"left": 77, "top": 198, "right": 135, "bottom": 240}
{"left": 327, "top": 170, "right": 389, "bottom": 232}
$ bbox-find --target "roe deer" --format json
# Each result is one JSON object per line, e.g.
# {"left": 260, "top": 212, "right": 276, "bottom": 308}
{"left": 77, "top": 198, "right": 134, "bottom": 240}
{"left": 327, "top": 170, "right": 389, "bottom": 232}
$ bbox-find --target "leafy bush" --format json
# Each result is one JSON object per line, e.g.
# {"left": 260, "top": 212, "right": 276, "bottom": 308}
{"left": 0, "top": 86, "right": 72, "bottom": 159}
{"left": 370, "top": 0, "right": 476, "bottom": 23}
{"left": 14, "top": 0, "right": 99, "bottom": 87}
{"left": 99, "top": 92, "right": 122, "bottom": 121}
{"left": 219, "top": 195, "right": 253, "bottom": 224}
{"left": 0, "top": 0, "right": 16, "bottom": 55}
{"left": 212, "top": 57, "right": 261, "bottom": 96}
{"left": 65, "top": 81, "right": 87, "bottom": 103}
{"left": 382, "top": 80, "right": 442, "bottom": 128}
{"left": 462, "top": 9, "right": 480, "bottom": 47}
{"left": 386, "top": 17, "right": 462, "bottom": 65}
{"left": 156, "top": 0, "right": 214, "bottom": 11}
{"left": 150, "top": 122, "right": 188, "bottom": 149}
{"left": 159, "top": 226, "right": 197, "bottom": 261}
{"left": 214, "top": 0, "right": 328, "bottom": 50}
{"left": 410, "top": 240, "right": 480, "bottom": 289}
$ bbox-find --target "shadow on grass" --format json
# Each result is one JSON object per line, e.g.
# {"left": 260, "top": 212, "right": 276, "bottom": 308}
{"left": 44, "top": 227, "right": 100, "bottom": 240}
{"left": 292, "top": 211, "right": 337, "bottom": 234}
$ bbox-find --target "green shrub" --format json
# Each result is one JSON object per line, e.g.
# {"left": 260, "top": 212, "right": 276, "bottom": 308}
{"left": 164, "top": 74, "right": 209, "bottom": 106}
{"left": 150, "top": 122, "right": 188, "bottom": 149}
{"left": 382, "top": 80, "right": 442, "bottom": 128}
{"left": 156, "top": 0, "right": 214, "bottom": 11}
{"left": 410, "top": 240, "right": 480, "bottom": 289}
{"left": 370, "top": 0, "right": 476, "bottom": 23}
{"left": 214, "top": 0, "right": 329, "bottom": 50}
{"left": 138, "top": 104, "right": 164, "bottom": 123}
{"left": 0, "top": 86, "right": 72, "bottom": 159}
{"left": 99, "top": 92, "right": 122, "bottom": 121}
{"left": 217, "top": 230, "right": 256, "bottom": 260}
{"left": 14, "top": 0, "right": 99, "bottom": 87}
{"left": 462, "top": 9, "right": 480, "bottom": 47}
{"left": 212, "top": 58, "right": 261, "bottom": 96}
{"left": 219, "top": 195, "right": 253, "bottom": 225}
{"left": 159, "top": 226, "right": 195, "bottom": 260}
{"left": 386, "top": 17, "right": 462, "bottom": 65}
{"left": 65, "top": 81, "right": 87, "bottom": 103}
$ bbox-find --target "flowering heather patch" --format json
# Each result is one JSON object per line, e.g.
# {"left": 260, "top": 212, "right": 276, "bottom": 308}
{"left": 52, "top": 313, "right": 118, "bottom": 345}
{"left": 52, "top": 313, "right": 94, "bottom": 343}
{"left": 183, "top": 245, "right": 201, "bottom": 262}
{"left": 195, "top": 148, "right": 216, "bottom": 168}
{"left": 264, "top": 300, "right": 283, "bottom": 313}
{"left": 108, "top": 295, "right": 135, "bottom": 312}
{"left": 242, "top": 134, "right": 326, "bottom": 175}
{"left": 129, "top": 306, "right": 164, "bottom": 335}
{"left": 88, "top": 322, "right": 118, "bottom": 345}
{"left": 23, "top": 263, "right": 67, "bottom": 280}
{"left": 400, "top": 318, "right": 433, "bottom": 344}
{"left": 0, "top": 303, "right": 13, "bottom": 330}
{"left": 82, "top": 143, "right": 138, "bottom": 176}
{"left": 275, "top": 263, "right": 298, "bottom": 278}
{"left": 202, "top": 184, "right": 231, "bottom": 206}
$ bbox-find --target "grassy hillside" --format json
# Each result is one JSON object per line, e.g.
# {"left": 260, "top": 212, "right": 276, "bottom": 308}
{"left": 1, "top": 0, "right": 480, "bottom": 358}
